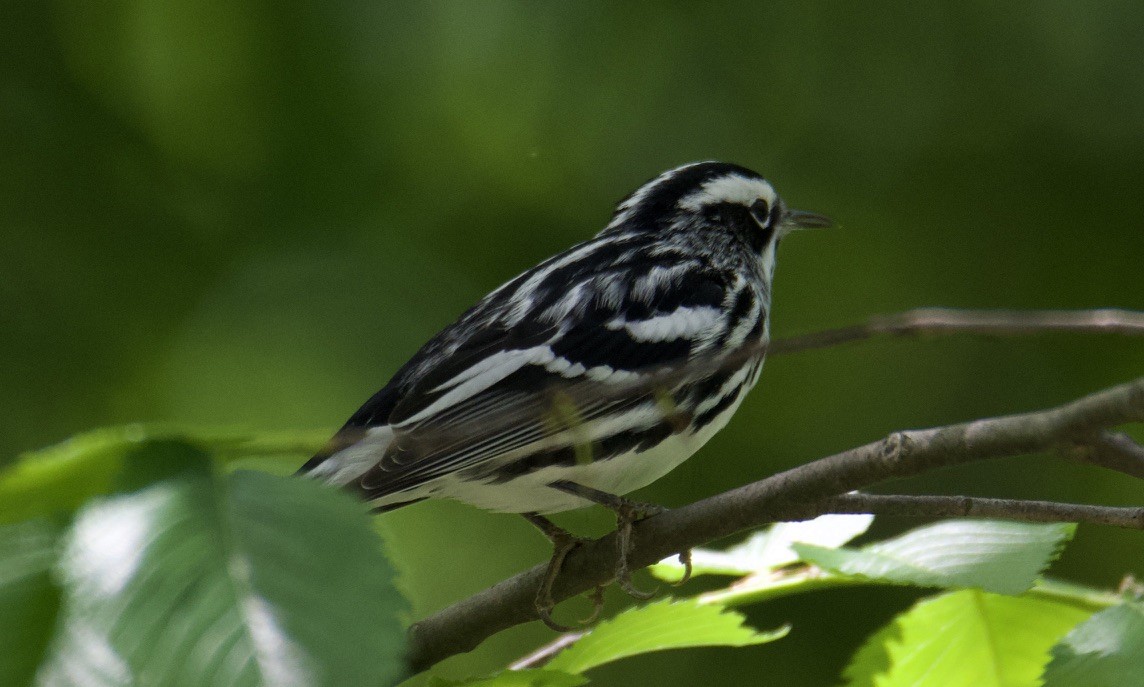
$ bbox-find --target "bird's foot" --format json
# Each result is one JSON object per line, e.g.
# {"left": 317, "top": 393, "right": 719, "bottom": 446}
{"left": 549, "top": 481, "right": 690, "bottom": 600}
{"left": 523, "top": 513, "right": 602, "bottom": 631}
{"left": 613, "top": 499, "right": 665, "bottom": 599}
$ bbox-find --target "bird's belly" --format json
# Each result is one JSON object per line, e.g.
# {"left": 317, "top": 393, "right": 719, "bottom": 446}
{"left": 434, "top": 382, "right": 752, "bottom": 514}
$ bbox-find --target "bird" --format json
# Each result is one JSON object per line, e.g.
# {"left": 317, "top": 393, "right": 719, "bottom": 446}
{"left": 299, "top": 161, "right": 831, "bottom": 628}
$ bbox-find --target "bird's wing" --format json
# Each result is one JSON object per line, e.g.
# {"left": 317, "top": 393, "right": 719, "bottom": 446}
{"left": 354, "top": 265, "right": 749, "bottom": 499}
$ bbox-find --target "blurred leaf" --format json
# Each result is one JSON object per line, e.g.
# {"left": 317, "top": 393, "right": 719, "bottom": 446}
{"left": 795, "top": 520, "right": 1075, "bottom": 594}
{"left": 842, "top": 590, "right": 1091, "bottom": 687}
{"left": 1026, "top": 577, "right": 1126, "bottom": 613}
{"left": 545, "top": 598, "right": 786, "bottom": 675}
{"left": 427, "top": 669, "right": 587, "bottom": 686}
{"left": 0, "top": 425, "right": 326, "bottom": 525}
{"left": 0, "top": 427, "right": 140, "bottom": 526}
{"left": 0, "top": 519, "right": 62, "bottom": 687}
{"left": 651, "top": 512, "right": 874, "bottom": 582}
{"left": 36, "top": 440, "right": 407, "bottom": 687}
{"left": 1042, "top": 602, "right": 1144, "bottom": 687}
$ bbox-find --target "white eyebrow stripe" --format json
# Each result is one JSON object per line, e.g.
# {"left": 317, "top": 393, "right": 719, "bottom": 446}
{"left": 678, "top": 174, "right": 776, "bottom": 211}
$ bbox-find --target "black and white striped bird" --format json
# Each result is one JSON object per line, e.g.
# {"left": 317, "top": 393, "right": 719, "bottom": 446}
{"left": 300, "top": 161, "right": 830, "bottom": 626}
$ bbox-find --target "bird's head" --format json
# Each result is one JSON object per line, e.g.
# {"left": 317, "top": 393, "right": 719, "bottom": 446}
{"left": 604, "top": 161, "right": 831, "bottom": 255}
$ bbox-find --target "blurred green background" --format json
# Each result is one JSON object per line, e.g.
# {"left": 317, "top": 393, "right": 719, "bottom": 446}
{"left": 3, "top": 1, "right": 1142, "bottom": 683}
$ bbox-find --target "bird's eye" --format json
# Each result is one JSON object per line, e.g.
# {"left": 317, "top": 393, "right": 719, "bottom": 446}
{"left": 749, "top": 199, "right": 770, "bottom": 227}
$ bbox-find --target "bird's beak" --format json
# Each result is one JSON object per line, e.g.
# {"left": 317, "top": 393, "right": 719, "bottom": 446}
{"left": 783, "top": 209, "right": 834, "bottom": 231}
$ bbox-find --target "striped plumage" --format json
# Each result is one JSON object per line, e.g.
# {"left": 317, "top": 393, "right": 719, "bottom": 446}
{"left": 300, "top": 161, "right": 828, "bottom": 517}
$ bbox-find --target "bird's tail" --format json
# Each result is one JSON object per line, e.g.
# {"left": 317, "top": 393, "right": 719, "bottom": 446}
{"left": 296, "top": 426, "right": 423, "bottom": 513}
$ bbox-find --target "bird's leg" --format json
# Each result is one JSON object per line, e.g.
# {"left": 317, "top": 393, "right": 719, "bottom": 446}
{"left": 549, "top": 480, "right": 692, "bottom": 598}
{"left": 521, "top": 513, "right": 604, "bottom": 630}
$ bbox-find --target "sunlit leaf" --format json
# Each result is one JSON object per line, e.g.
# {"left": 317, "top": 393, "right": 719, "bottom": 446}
{"left": 842, "top": 590, "right": 1090, "bottom": 687}
{"left": 37, "top": 440, "right": 407, "bottom": 687}
{"left": 651, "top": 512, "right": 875, "bottom": 582}
{"left": 1042, "top": 602, "right": 1144, "bottom": 687}
{"left": 0, "top": 519, "right": 62, "bottom": 687}
{"left": 840, "top": 615, "right": 900, "bottom": 687}
{"left": 795, "top": 520, "right": 1074, "bottom": 594}
{"left": 544, "top": 598, "right": 786, "bottom": 675}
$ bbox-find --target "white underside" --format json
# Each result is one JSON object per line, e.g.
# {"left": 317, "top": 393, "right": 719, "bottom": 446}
{"left": 430, "top": 389, "right": 745, "bottom": 513}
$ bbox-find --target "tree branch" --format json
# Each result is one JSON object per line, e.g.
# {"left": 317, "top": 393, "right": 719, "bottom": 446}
{"left": 1064, "top": 431, "right": 1144, "bottom": 480}
{"left": 405, "top": 376, "right": 1144, "bottom": 672}
{"left": 767, "top": 308, "right": 1144, "bottom": 355}
{"left": 819, "top": 493, "right": 1144, "bottom": 529}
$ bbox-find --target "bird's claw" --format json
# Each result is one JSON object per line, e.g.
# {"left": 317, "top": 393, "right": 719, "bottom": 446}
{"left": 528, "top": 514, "right": 600, "bottom": 631}
{"left": 613, "top": 501, "right": 666, "bottom": 600}
{"left": 578, "top": 585, "right": 607, "bottom": 625}
{"left": 671, "top": 549, "right": 693, "bottom": 587}
{"left": 534, "top": 530, "right": 582, "bottom": 630}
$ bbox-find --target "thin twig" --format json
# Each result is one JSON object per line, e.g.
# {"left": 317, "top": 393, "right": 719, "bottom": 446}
{"left": 405, "top": 376, "right": 1144, "bottom": 673}
{"left": 1065, "top": 431, "right": 1144, "bottom": 480}
{"left": 819, "top": 493, "right": 1144, "bottom": 529}
{"left": 508, "top": 631, "right": 586, "bottom": 671}
{"left": 768, "top": 308, "right": 1144, "bottom": 355}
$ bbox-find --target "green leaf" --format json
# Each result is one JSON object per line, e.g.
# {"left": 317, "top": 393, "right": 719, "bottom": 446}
{"left": 427, "top": 669, "right": 588, "bottom": 686}
{"left": 840, "top": 616, "right": 900, "bottom": 687}
{"left": 0, "top": 426, "right": 326, "bottom": 525}
{"left": 0, "top": 519, "right": 62, "bottom": 687}
{"left": 650, "top": 512, "right": 874, "bottom": 582}
{"left": 1042, "top": 602, "right": 1144, "bottom": 687}
{"left": 842, "top": 590, "right": 1091, "bottom": 687}
{"left": 38, "top": 440, "right": 408, "bottom": 687}
{"left": 545, "top": 598, "right": 787, "bottom": 674}
{"left": 0, "top": 427, "right": 139, "bottom": 526}
{"left": 795, "top": 520, "right": 1075, "bottom": 594}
